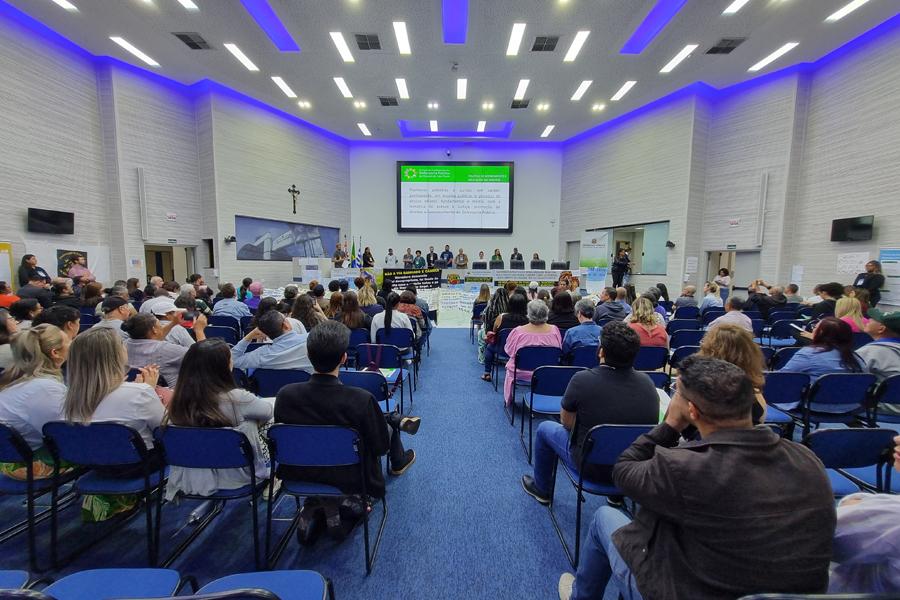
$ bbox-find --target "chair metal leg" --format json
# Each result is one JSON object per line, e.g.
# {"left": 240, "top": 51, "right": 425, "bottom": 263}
{"left": 364, "top": 496, "right": 388, "bottom": 575}
{"left": 546, "top": 459, "right": 577, "bottom": 568}
{"left": 251, "top": 492, "right": 261, "bottom": 570}
{"left": 160, "top": 500, "right": 225, "bottom": 568}
{"left": 145, "top": 488, "right": 155, "bottom": 566}
{"left": 574, "top": 484, "right": 584, "bottom": 568}
{"left": 26, "top": 492, "right": 38, "bottom": 573}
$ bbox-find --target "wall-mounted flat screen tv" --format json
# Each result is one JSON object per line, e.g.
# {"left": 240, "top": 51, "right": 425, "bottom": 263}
{"left": 27, "top": 208, "right": 74, "bottom": 235}
{"left": 830, "top": 215, "right": 873, "bottom": 242}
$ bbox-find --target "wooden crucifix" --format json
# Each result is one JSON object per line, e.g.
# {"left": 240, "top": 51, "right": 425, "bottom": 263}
{"left": 288, "top": 184, "right": 300, "bottom": 214}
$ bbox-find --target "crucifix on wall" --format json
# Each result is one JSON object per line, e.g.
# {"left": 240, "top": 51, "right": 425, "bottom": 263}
{"left": 288, "top": 184, "right": 300, "bottom": 214}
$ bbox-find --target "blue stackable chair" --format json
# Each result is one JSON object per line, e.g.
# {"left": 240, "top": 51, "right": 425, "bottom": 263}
{"left": 852, "top": 332, "right": 874, "bottom": 350}
{"left": 357, "top": 343, "right": 413, "bottom": 413}
{"left": 490, "top": 328, "right": 515, "bottom": 392}
{"left": 509, "top": 346, "right": 564, "bottom": 425}
{"left": 668, "top": 345, "right": 700, "bottom": 375}
{"left": 570, "top": 345, "right": 599, "bottom": 368}
{"left": 250, "top": 369, "right": 311, "bottom": 397}
{"left": 798, "top": 306, "right": 814, "bottom": 318}
{"left": 266, "top": 425, "right": 387, "bottom": 574}
{"left": 346, "top": 328, "right": 370, "bottom": 368}
{"left": 232, "top": 367, "right": 248, "bottom": 389}
{"left": 670, "top": 330, "right": 704, "bottom": 349}
{"left": 642, "top": 371, "right": 670, "bottom": 389}
{"left": 770, "top": 346, "right": 802, "bottom": 370}
{"left": 34, "top": 568, "right": 186, "bottom": 599}
{"left": 0, "top": 571, "right": 29, "bottom": 591}
{"left": 470, "top": 302, "right": 487, "bottom": 344}
{"left": 759, "top": 346, "right": 775, "bottom": 365}
{"left": 672, "top": 306, "right": 699, "bottom": 320}
{"left": 666, "top": 319, "right": 699, "bottom": 334}
{"left": 154, "top": 427, "right": 269, "bottom": 570}
{"left": 788, "top": 373, "right": 877, "bottom": 438}
{"left": 205, "top": 326, "right": 239, "bottom": 346}
{"left": 743, "top": 310, "right": 763, "bottom": 321}
{"left": 804, "top": 428, "right": 897, "bottom": 497}
{"left": 768, "top": 320, "right": 804, "bottom": 348}
{"left": 632, "top": 346, "right": 668, "bottom": 371}
{"left": 872, "top": 374, "right": 900, "bottom": 425}
{"left": 41, "top": 422, "right": 167, "bottom": 568}
{"left": 195, "top": 570, "right": 333, "bottom": 600}
{"left": 658, "top": 300, "right": 673, "bottom": 314}
{"left": 340, "top": 369, "right": 395, "bottom": 413}
{"left": 750, "top": 318, "right": 766, "bottom": 339}
{"left": 375, "top": 327, "right": 419, "bottom": 388}
{"left": 208, "top": 315, "right": 240, "bottom": 334}
{"left": 764, "top": 371, "right": 808, "bottom": 438}
{"left": 240, "top": 315, "right": 254, "bottom": 336}
{"left": 547, "top": 424, "right": 654, "bottom": 568}
{"left": 768, "top": 310, "right": 798, "bottom": 324}
{"left": 245, "top": 342, "right": 270, "bottom": 353}
{"left": 701, "top": 309, "right": 725, "bottom": 326}
{"left": 519, "top": 366, "right": 584, "bottom": 463}
{"left": 0, "top": 425, "right": 83, "bottom": 572}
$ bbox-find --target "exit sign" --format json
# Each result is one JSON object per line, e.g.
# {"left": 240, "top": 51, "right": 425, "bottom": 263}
{"left": 726, "top": 244, "right": 737, "bottom": 250}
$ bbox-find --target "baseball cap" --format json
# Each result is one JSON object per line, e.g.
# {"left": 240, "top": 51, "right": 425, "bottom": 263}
{"left": 101, "top": 296, "right": 129, "bottom": 314}
{"left": 867, "top": 308, "right": 900, "bottom": 334}
{"left": 150, "top": 298, "right": 186, "bottom": 316}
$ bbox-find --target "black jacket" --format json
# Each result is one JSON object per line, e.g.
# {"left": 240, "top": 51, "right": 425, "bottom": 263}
{"left": 746, "top": 292, "right": 786, "bottom": 320}
{"left": 17, "top": 265, "right": 51, "bottom": 287}
{"left": 593, "top": 301, "right": 626, "bottom": 323}
{"left": 426, "top": 252, "right": 438, "bottom": 267}
{"left": 853, "top": 272, "right": 884, "bottom": 305}
{"left": 17, "top": 284, "right": 53, "bottom": 308}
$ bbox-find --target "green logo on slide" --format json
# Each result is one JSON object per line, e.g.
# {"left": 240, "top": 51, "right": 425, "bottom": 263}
{"left": 403, "top": 167, "right": 417, "bottom": 179}
{"left": 400, "top": 164, "right": 509, "bottom": 183}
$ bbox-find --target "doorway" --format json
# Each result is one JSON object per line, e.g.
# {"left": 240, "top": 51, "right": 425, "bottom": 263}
{"left": 144, "top": 245, "right": 196, "bottom": 284}
{"left": 565, "top": 241, "right": 580, "bottom": 268}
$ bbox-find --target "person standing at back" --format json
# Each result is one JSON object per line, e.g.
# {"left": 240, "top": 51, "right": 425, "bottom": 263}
{"left": 610, "top": 250, "right": 630, "bottom": 288}
{"left": 17, "top": 255, "right": 51, "bottom": 288}
{"left": 384, "top": 248, "right": 399, "bottom": 267}
{"left": 853, "top": 260, "right": 885, "bottom": 307}
{"left": 439, "top": 245, "right": 454, "bottom": 266}
{"left": 454, "top": 248, "right": 468, "bottom": 269}
{"left": 332, "top": 243, "right": 347, "bottom": 269}
{"left": 412, "top": 251, "right": 426, "bottom": 269}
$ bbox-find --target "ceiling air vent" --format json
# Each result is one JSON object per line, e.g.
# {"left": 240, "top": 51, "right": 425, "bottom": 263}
{"left": 511, "top": 99, "right": 530, "bottom": 109}
{"left": 706, "top": 37, "right": 746, "bottom": 55}
{"left": 531, "top": 36, "right": 559, "bottom": 52}
{"left": 172, "top": 32, "right": 211, "bottom": 50}
{"left": 355, "top": 34, "right": 381, "bottom": 50}
{"left": 378, "top": 96, "right": 399, "bottom": 107}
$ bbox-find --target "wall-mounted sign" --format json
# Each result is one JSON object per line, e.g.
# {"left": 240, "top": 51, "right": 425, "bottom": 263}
{"left": 165, "top": 213, "right": 177, "bottom": 222}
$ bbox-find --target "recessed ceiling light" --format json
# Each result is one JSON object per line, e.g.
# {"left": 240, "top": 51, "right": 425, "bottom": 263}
{"left": 395, "top": 78, "right": 410, "bottom": 99}
{"left": 393, "top": 21, "right": 411, "bottom": 54}
{"left": 430, "top": 120, "right": 438, "bottom": 132}
{"left": 333, "top": 77, "right": 353, "bottom": 98}
{"left": 477, "top": 120, "right": 486, "bottom": 133}
{"left": 357, "top": 122, "right": 371, "bottom": 136}
{"left": 825, "top": 0, "right": 872, "bottom": 22}
{"left": 506, "top": 23, "right": 527, "bottom": 56}
{"left": 514, "top": 79, "right": 530, "bottom": 101}
{"left": 611, "top": 80, "right": 636, "bottom": 101}
{"left": 570, "top": 80, "right": 592, "bottom": 101}
{"left": 660, "top": 43, "right": 699, "bottom": 73}
{"left": 536, "top": 102, "right": 550, "bottom": 111}
{"left": 176, "top": 0, "right": 198, "bottom": 9}
{"left": 457, "top": 78, "right": 467, "bottom": 100}
{"left": 353, "top": 100, "right": 367, "bottom": 109}
{"left": 722, "top": 0, "right": 751, "bottom": 14}
{"left": 223, "top": 43, "right": 258, "bottom": 71}
{"left": 110, "top": 36, "right": 160, "bottom": 67}
{"left": 563, "top": 30, "right": 590, "bottom": 62}
{"left": 540, "top": 125, "right": 555, "bottom": 138}
{"left": 591, "top": 103, "right": 606, "bottom": 112}
{"left": 481, "top": 101, "right": 494, "bottom": 110}
{"left": 297, "top": 100, "right": 311, "bottom": 109}
{"left": 271, "top": 76, "right": 297, "bottom": 98}
{"left": 51, "top": 0, "right": 78, "bottom": 10}
{"left": 330, "top": 32, "right": 355, "bottom": 62}
{"left": 428, "top": 101, "right": 439, "bottom": 110}
{"left": 748, "top": 42, "right": 798, "bottom": 72}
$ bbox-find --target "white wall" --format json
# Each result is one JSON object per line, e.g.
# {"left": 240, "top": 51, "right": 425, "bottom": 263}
{"left": 349, "top": 143, "right": 563, "bottom": 265}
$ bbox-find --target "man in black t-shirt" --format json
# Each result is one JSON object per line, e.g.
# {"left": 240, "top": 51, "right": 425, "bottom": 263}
{"left": 522, "top": 321, "right": 659, "bottom": 503}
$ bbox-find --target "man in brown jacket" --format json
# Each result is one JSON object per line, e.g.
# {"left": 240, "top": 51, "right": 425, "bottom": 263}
{"left": 559, "top": 355, "right": 835, "bottom": 600}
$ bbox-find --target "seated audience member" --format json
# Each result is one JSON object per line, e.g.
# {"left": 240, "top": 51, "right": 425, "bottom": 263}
{"left": 281, "top": 285, "right": 299, "bottom": 311}
{"left": 0, "top": 309, "right": 16, "bottom": 370}
{"left": 781, "top": 317, "right": 865, "bottom": 380}
{"left": 525, "top": 282, "right": 539, "bottom": 301}
{"left": 592, "top": 287, "right": 626, "bottom": 323}
{"left": 654, "top": 283, "right": 670, "bottom": 303}
{"left": 179, "top": 284, "right": 211, "bottom": 315}
{"left": 404, "top": 285, "right": 430, "bottom": 325}
{"left": 161, "top": 281, "right": 181, "bottom": 300}
{"left": 852, "top": 259, "right": 885, "bottom": 307}
{"left": 31, "top": 305, "right": 80, "bottom": 341}
{"left": 785, "top": 283, "right": 804, "bottom": 303}
{"left": 244, "top": 282, "right": 264, "bottom": 311}
{"left": 412, "top": 250, "right": 427, "bottom": 269}
{"left": 708, "top": 296, "right": 753, "bottom": 333}
{"left": 673, "top": 285, "right": 698, "bottom": 309}
{"left": 211, "top": 283, "right": 252, "bottom": 320}
{"left": 858, "top": 309, "right": 900, "bottom": 416}
{"left": 803, "top": 284, "right": 824, "bottom": 305}
{"left": 17, "top": 255, "right": 51, "bottom": 287}
{"left": 370, "top": 292, "right": 414, "bottom": 344}
{"left": 122, "top": 313, "right": 190, "bottom": 388}
{"left": 698, "top": 323, "right": 768, "bottom": 423}
{"left": 139, "top": 287, "right": 170, "bottom": 315}
{"left": 835, "top": 296, "right": 867, "bottom": 333}
{"left": 614, "top": 287, "right": 633, "bottom": 315}
{"left": 481, "top": 292, "right": 529, "bottom": 382}
{"left": 126, "top": 278, "right": 144, "bottom": 303}
{"left": 483, "top": 282, "right": 517, "bottom": 333}
{"left": 237, "top": 278, "right": 253, "bottom": 302}
{"left": 847, "top": 287, "right": 871, "bottom": 316}
{"left": 563, "top": 300, "right": 603, "bottom": 355}
{"left": 16, "top": 275, "right": 53, "bottom": 309}
{"left": 325, "top": 291, "right": 343, "bottom": 319}
{"left": 95, "top": 285, "right": 134, "bottom": 318}
{"left": 397, "top": 291, "right": 426, "bottom": 332}
{"left": 810, "top": 282, "right": 843, "bottom": 318}
{"left": 523, "top": 321, "right": 658, "bottom": 504}
{"left": 454, "top": 248, "right": 468, "bottom": 269}
{"left": 291, "top": 294, "right": 327, "bottom": 332}
{"left": 376, "top": 279, "right": 392, "bottom": 302}
{"left": 644, "top": 288, "right": 668, "bottom": 323}
{"left": 338, "top": 280, "right": 349, "bottom": 295}
{"left": 65, "top": 255, "right": 94, "bottom": 283}
{"left": 698, "top": 281, "right": 723, "bottom": 314}
{"left": 339, "top": 291, "right": 371, "bottom": 331}
{"left": 745, "top": 280, "right": 785, "bottom": 320}
{"left": 829, "top": 492, "right": 900, "bottom": 594}
{"left": 9, "top": 299, "right": 41, "bottom": 330}
{"left": 474, "top": 284, "right": 491, "bottom": 310}
{"left": 80, "top": 281, "right": 104, "bottom": 311}
{"left": 152, "top": 298, "right": 206, "bottom": 348}
{"left": 50, "top": 278, "right": 80, "bottom": 308}
{"left": 0, "top": 281, "right": 20, "bottom": 309}
{"left": 92, "top": 296, "right": 132, "bottom": 340}
{"left": 548, "top": 292, "right": 579, "bottom": 333}
{"left": 536, "top": 288, "right": 551, "bottom": 307}
{"left": 232, "top": 310, "right": 312, "bottom": 373}
{"left": 313, "top": 284, "right": 328, "bottom": 312}
{"left": 626, "top": 297, "right": 668, "bottom": 348}
{"left": 0, "top": 325, "right": 69, "bottom": 477}
{"left": 249, "top": 297, "right": 278, "bottom": 325}
{"left": 557, "top": 355, "right": 835, "bottom": 600}
{"left": 357, "top": 283, "right": 385, "bottom": 317}
{"left": 503, "top": 300, "right": 562, "bottom": 406}
{"left": 327, "top": 280, "right": 341, "bottom": 296}
{"left": 274, "top": 320, "right": 421, "bottom": 489}
{"left": 162, "top": 339, "right": 272, "bottom": 499}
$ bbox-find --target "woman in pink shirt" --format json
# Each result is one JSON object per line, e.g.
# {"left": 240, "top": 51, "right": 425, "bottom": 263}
{"left": 835, "top": 296, "right": 868, "bottom": 333}
{"left": 503, "top": 300, "right": 562, "bottom": 406}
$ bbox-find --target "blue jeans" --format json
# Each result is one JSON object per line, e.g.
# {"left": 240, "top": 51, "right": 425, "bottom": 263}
{"left": 484, "top": 344, "right": 496, "bottom": 374}
{"left": 532, "top": 421, "right": 572, "bottom": 494}
{"left": 573, "top": 506, "right": 643, "bottom": 600}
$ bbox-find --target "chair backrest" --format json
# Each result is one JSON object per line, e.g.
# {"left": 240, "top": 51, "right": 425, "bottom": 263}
{"left": 852, "top": 332, "right": 874, "bottom": 350}
{"left": 659, "top": 300, "right": 674, "bottom": 314}
{"left": 348, "top": 328, "right": 370, "bottom": 352}
{"left": 701, "top": 309, "right": 725, "bottom": 325}
{"left": 250, "top": 369, "right": 311, "bottom": 397}
{"left": 514, "top": 346, "right": 562, "bottom": 371}
{"left": 42, "top": 421, "right": 149, "bottom": 467}
{"left": 642, "top": 371, "right": 669, "bottom": 389}
{"left": 240, "top": 315, "right": 254, "bottom": 332}
{"left": 798, "top": 306, "right": 814, "bottom": 318}
{"left": 0, "top": 423, "right": 33, "bottom": 464}
{"left": 550, "top": 261, "right": 569, "bottom": 270}
{"left": 205, "top": 326, "right": 238, "bottom": 345}
{"left": 267, "top": 424, "right": 361, "bottom": 468}
{"left": 750, "top": 318, "right": 765, "bottom": 336}
{"left": 875, "top": 374, "right": 900, "bottom": 407}
{"left": 208, "top": 315, "right": 240, "bottom": 332}
{"left": 743, "top": 310, "right": 763, "bottom": 321}
{"left": 357, "top": 343, "right": 402, "bottom": 369}
{"left": 770, "top": 320, "right": 804, "bottom": 340}
{"left": 771, "top": 346, "right": 802, "bottom": 370}
{"left": 530, "top": 260, "right": 546, "bottom": 270}
{"left": 804, "top": 427, "right": 897, "bottom": 469}
{"left": 768, "top": 310, "right": 797, "bottom": 324}
{"left": 570, "top": 345, "right": 599, "bottom": 368}
{"left": 672, "top": 306, "right": 699, "bottom": 320}
{"left": 489, "top": 260, "right": 504, "bottom": 270}
{"left": 510, "top": 260, "right": 525, "bottom": 270}
{"left": 670, "top": 329, "right": 704, "bottom": 349}
{"left": 633, "top": 346, "right": 668, "bottom": 371}
{"left": 669, "top": 345, "right": 700, "bottom": 369}
{"left": 375, "top": 327, "right": 414, "bottom": 349}
{"left": 666, "top": 319, "right": 698, "bottom": 334}
{"left": 808, "top": 373, "right": 877, "bottom": 411}
{"left": 531, "top": 366, "right": 584, "bottom": 396}
{"left": 494, "top": 328, "right": 514, "bottom": 354}
{"left": 581, "top": 424, "right": 654, "bottom": 473}
{"left": 763, "top": 371, "right": 809, "bottom": 408}
{"left": 595, "top": 318, "right": 613, "bottom": 327}
{"left": 79, "top": 314, "right": 100, "bottom": 325}
{"left": 472, "top": 302, "right": 487, "bottom": 319}
{"left": 759, "top": 346, "right": 775, "bottom": 364}
{"left": 339, "top": 370, "right": 389, "bottom": 401}
{"left": 155, "top": 426, "right": 255, "bottom": 469}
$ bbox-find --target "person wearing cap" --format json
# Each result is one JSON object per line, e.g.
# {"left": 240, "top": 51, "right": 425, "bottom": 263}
{"left": 858, "top": 308, "right": 900, "bottom": 415}
{"left": 151, "top": 297, "right": 206, "bottom": 348}
{"left": 244, "top": 282, "right": 264, "bottom": 311}
{"left": 91, "top": 296, "right": 131, "bottom": 340}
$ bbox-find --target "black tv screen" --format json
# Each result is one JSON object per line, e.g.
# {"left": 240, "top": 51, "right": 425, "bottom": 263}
{"left": 27, "top": 208, "right": 74, "bottom": 235}
{"left": 830, "top": 216, "right": 873, "bottom": 242}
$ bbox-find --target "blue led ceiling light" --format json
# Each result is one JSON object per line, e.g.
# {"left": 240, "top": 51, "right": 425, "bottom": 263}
{"left": 442, "top": 0, "right": 469, "bottom": 44}
{"left": 621, "top": 0, "right": 688, "bottom": 55}
{"left": 239, "top": 0, "right": 300, "bottom": 52}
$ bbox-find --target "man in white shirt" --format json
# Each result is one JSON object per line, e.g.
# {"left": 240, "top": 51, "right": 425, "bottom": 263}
{"left": 151, "top": 298, "right": 205, "bottom": 348}
{"left": 232, "top": 310, "right": 312, "bottom": 372}
{"left": 708, "top": 296, "right": 753, "bottom": 333}
{"left": 92, "top": 296, "right": 131, "bottom": 340}
{"left": 384, "top": 248, "right": 400, "bottom": 267}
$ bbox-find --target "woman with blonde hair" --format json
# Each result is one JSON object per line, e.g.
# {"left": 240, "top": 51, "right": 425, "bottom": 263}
{"left": 835, "top": 296, "right": 867, "bottom": 333}
{"left": 697, "top": 324, "right": 768, "bottom": 422}
{"left": 474, "top": 283, "right": 491, "bottom": 306}
{"left": 626, "top": 297, "right": 668, "bottom": 347}
{"left": 357, "top": 282, "right": 384, "bottom": 317}
{"left": 0, "top": 325, "right": 69, "bottom": 479}
{"left": 699, "top": 281, "right": 723, "bottom": 314}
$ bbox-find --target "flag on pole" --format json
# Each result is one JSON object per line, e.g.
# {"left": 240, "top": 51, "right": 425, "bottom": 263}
{"left": 350, "top": 237, "right": 360, "bottom": 268}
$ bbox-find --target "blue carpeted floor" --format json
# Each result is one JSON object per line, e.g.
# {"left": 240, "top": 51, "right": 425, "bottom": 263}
{"left": 0, "top": 328, "right": 606, "bottom": 598}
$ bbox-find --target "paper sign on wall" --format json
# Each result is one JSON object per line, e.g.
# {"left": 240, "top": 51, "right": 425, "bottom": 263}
{"left": 790, "top": 265, "right": 804, "bottom": 287}
{"left": 836, "top": 252, "right": 869, "bottom": 275}
{"left": 685, "top": 256, "right": 698, "bottom": 274}
{"left": 0, "top": 242, "right": 13, "bottom": 290}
